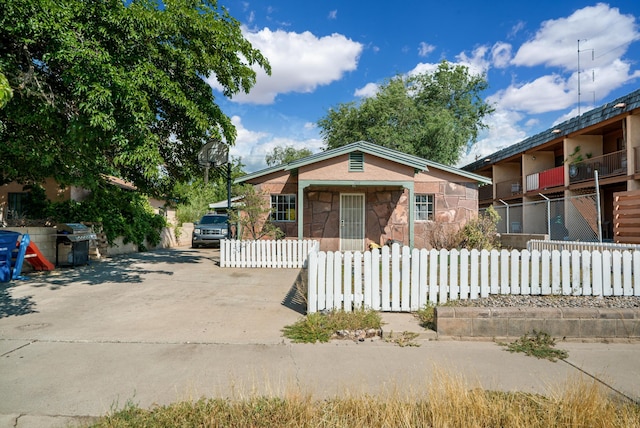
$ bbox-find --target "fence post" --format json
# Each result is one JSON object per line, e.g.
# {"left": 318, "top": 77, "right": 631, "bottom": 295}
{"left": 391, "top": 244, "right": 401, "bottom": 311}
{"left": 326, "top": 251, "right": 334, "bottom": 310}
{"left": 317, "top": 251, "right": 326, "bottom": 311}
{"left": 354, "top": 251, "right": 363, "bottom": 309}
{"left": 581, "top": 250, "right": 591, "bottom": 296}
{"left": 334, "top": 252, "right": 343, "bottom": 310}
{"left": 371, "top": 248, "right": 381, "bottom": 310}
{"left": 364, "top": 250, "right": 372, "bottom": 309}
{"left": 401, "top": 246, "right": 411, "bottom": 311}
{"left": 449, "top": 249, "right": 459, "bottom": 301}
{"left": 438, "top": 249, "right": 449, "bottom": 304}
{"left": 344, "top": 251, "right": 353, "bottom": 312}
{"left": 220, "top": 239, "right": 227, "bottom": 267}
{"left": 307, "top": 250, "right": 318, "bottom": 313}
{"left": 480, "top": 250, "right": 489, "bottom": 298}
{"left": 510, "top": 249, "right": 520, "bottom": 295}
{"left": 381, "top": 246, "right": 390, "bottom": 311}
{"left": 429, "top": 249, "right": 438, "bottom": 303}
{"left": 410, "top": 248, "right": 420, "bottom": 310}
{"left": 592, "top": 250, "right": 603, "bottom": 296}
{"left": 500, "top": 249, "right": 510, "bottom": 295}
{"left": 633, "top": 252, "right": 640, "bottom": 296}
{"left": 623, "top": 251, "right": 633, "bottom": 296}
{"left": 459, "top": 249, "right": 469, "bottom": 300}
{"left": 521, "top": 249, "right": 530, "bottom": 295}
{"left": 490, "top": 250, "right": 499, "bottom": 295}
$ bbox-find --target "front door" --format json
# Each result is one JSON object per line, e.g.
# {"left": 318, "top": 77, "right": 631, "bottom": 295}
{"left": 340, "top": 193, "right": 365, "bottom": 252}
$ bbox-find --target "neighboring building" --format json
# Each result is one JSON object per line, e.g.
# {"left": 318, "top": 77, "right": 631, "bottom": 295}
{"left": 235, "top": 141, "right": 491, "bottom": 251}
{"left": 462, "top": 89, "right": 640, "bottom": 244}
{"left": 0, "top": 176, "right": 176, "bottom": 225}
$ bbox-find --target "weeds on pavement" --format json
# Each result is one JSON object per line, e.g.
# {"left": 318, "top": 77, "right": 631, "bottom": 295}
{"left": 500, "top": 330, "right": 568, "bottom": 361}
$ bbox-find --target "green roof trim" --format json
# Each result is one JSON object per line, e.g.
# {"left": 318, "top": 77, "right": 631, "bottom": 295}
{"left": 235, "top": 141, "right": 491, "bottom": 184}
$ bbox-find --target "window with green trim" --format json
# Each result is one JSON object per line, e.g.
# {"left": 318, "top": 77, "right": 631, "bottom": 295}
{"left": 271, "top": 194, "right": 296, "bottom": 221}
{"left": 415, "top": 194, "right": 434, "bottom": 221}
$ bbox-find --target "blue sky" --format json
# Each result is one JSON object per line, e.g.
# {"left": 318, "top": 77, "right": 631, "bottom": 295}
{"left": 207, "top": 1, "right": 640, "bottom": 172}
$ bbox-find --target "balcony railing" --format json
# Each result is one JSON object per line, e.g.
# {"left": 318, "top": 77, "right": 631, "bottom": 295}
{"left": 478, "top": 184, "right": 493, "bottom": 201}
{"left": 526, "top": 165, "right": 564, "bottom": 192}
{"left": 495, "top": 178, "right": 523, "bottom": 199}
{"left": 568, "top": 150, "right": 627, "bottom": 184}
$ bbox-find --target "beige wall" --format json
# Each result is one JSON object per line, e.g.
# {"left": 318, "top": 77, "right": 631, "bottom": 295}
{"left": 299, "top": 154, "right": 415, "bottom": 181}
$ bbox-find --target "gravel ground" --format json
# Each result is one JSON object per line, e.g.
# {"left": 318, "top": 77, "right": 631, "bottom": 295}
{"left": 445, "top": 295, "right": 640, "bottom": 308}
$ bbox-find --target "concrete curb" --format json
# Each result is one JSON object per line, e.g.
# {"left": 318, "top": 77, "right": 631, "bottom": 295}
{"left": 435, "top": 307, "right": 640, "bottom": 340}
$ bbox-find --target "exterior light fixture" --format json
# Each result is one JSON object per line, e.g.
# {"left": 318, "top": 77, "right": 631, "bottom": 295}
{"left": 484, "top": 158, "right": 491, "bottom": 162}
{"left": 552, "top": 129, "right": 561, "bottom": 134}
{"left": 614, "top": 103, "right": 626, "bottom": 108}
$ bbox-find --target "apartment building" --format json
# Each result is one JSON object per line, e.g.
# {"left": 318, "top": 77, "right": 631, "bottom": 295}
{"left": 462, "top": 89, "right": 640, "bottom": 244}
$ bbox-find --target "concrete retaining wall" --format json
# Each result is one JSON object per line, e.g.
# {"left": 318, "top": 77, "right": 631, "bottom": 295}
{"left": 436, "top": 306, "right": 640, "bottom": 340}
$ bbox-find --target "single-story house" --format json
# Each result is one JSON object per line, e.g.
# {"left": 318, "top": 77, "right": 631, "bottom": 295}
{"left": 235, "top": 141, "right": 492, "bottom": 251}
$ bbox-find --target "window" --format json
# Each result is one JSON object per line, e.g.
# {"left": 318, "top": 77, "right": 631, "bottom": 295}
{"left": 271, "top": 194, "right": 296, "bottom": 221}
{"left": 8, "top": 192, "right": 29, "bottom": 219}
{"left": 415, "top": 194, "right": 434, "bottom": 221}
{"left": 349, "top": 152, "right": 364, "bottom": 172}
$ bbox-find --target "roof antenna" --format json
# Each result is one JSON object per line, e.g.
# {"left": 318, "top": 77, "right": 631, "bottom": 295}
{"left": 577, "top": 39, "right": 595, "bottom": 117}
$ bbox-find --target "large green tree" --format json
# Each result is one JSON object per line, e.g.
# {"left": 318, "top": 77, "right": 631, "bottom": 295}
{"left": 0, "top": 0, "right": 270, "bottom": 195}
{"left": 317, "top": 61, "right": 494, "bottom": 165}
{"left": 265, "top": 145, "right": 313, "bottom": 166}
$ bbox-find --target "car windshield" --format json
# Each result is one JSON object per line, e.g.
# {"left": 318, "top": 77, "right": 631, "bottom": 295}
{"left": 200, "top": 215, "right": 227, "bottom": 225}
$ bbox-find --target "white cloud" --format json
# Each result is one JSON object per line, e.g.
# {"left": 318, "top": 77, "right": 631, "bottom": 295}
{"left": 455, "top": 45, "right": 490, "bottom": 75}
{"left": 328, "top": 9, "right": 337, "bottom": 20}
{"left": 512, "top": 4, "right": 639, "bottom": 70}
{"left": 229, "top": 116, "right": 324, "bottom": 172}
{"left": 491, "top": 59, "right": 640, "bottom": 115}
{"left": 354, "top": 82, "right": 379, "bottom": 98}
{"left": 457, "top": 107, "right": 527, "bottom": 167}
{"left": 418, "top": 42, "right": 435, "bottom": 57}
{"left": 509, "top": 21, "right": 526, "bottom": 39}
{"left": 491, "top": 42, "right": 512, "bottom": 69}
{"left": 207, "top": 27, "right": 363, "bottom": 104}
{"left": 490, "top": 74, "right": 572, "bottom": 114}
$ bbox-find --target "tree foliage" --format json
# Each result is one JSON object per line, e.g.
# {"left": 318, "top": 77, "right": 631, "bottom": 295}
{"left": 174, "top": 157, "right": 245, "bottom": 224}
{"left": 317, "top": 61, "right": 494, "bottom": 165}
{"left": 0, "top": 0, "right": 270, "bottom": 195}
{"left": 228, "top": 185, "right": 283, "bottom": 240}
{"left": 265, "top": 145, "right": 313, "bottom": 166}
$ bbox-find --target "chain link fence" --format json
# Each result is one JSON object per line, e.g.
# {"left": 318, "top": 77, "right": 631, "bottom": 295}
{"left": 483, "top": 193, "right": 600, "bottom": 242}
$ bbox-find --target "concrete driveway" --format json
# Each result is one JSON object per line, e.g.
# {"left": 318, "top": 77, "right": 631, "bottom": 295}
{"left": 0, "top": 248, "right": 305, "bottom": 345}
{"left": 1, "top": 248, "right": 639, "bottom": 427}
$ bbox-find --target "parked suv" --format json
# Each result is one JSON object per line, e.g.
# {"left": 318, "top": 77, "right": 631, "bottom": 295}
{"left": 192, "top": 213, "right": 229, "bottom": 248}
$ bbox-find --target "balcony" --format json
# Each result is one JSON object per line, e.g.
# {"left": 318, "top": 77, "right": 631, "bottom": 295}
{"left": 495, "top": 178, "right": 523, "bottom": 200}
{"left": 568, "top": 150, "right": 627, "bottom": 184}
{"left": 526, "top": 166, "right": 564, "bottom": 192}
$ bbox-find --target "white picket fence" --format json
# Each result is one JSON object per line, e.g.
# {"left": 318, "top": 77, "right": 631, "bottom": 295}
{"left": 220, "top": 239, "right": 319, "bottom": 268}
{"left": 307, "top": 244, "right": 640, "bottom": 313}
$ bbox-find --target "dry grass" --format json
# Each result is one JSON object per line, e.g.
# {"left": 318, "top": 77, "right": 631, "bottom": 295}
{"left": 88, "top": 371, "right": 640, "bottom": 428}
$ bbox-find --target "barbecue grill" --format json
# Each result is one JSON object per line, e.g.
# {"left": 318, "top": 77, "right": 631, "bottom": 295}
{"left": 56, "top": 223, "right": 97, "bottom": 267}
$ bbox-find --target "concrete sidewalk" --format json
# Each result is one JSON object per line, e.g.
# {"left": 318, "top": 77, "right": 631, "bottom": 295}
{"left": 1, "top": 248, "right": 638, "bottom": 427}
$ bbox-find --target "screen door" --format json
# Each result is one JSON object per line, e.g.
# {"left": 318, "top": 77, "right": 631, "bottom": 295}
{"left": 340, "top": 193, "right": 365, "bottom": 252}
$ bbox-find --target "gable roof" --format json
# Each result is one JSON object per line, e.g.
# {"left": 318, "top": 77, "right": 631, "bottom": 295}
{"left": 236, "top": 141, "right": 491, "bottom": 184}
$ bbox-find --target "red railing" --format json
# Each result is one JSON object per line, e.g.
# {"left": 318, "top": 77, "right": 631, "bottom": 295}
{"left": 539, "top": 166, "right": 564, "bottom": 189}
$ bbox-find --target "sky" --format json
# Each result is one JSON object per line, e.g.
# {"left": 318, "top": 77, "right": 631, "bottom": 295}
{"left": 207, "top": 1, "right": 640, "bottom": 173}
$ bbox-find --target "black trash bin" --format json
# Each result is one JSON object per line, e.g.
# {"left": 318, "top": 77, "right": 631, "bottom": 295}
{"left": 0, "top": 230, "right": 20, "bottom": 282}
